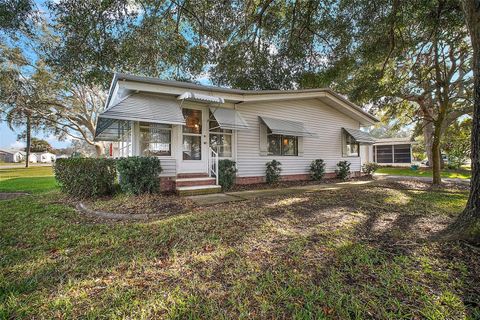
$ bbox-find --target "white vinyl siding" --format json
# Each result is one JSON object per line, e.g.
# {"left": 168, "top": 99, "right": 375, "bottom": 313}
{"left": 236, "top": 99, "right": 362, "bottom": 177}
{"left": 159, "top": 158, "right": 177, "bottom": 176}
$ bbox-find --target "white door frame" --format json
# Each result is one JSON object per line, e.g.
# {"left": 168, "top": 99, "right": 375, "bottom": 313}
{"left": 177, "top": 105, "right": 208, "bottom": 173}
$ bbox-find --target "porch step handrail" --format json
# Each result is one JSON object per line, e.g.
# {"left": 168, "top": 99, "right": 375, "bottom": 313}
{"left": 208, "top": 147, "right": 219, "bottom": 185}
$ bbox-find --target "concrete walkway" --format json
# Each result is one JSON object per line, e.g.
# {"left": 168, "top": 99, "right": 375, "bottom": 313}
{"left": 187, "top": 180, "right": 376, "bottom": 206}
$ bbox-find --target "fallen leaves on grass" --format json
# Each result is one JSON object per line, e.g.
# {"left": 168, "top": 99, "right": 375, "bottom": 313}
{"left": 88, "top": 193, "right": 193, "bottom": 216}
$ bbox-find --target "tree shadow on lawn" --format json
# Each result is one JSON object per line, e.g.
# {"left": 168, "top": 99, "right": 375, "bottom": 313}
{"left": 1, "top": 184, "right": 478, "bottom": 318}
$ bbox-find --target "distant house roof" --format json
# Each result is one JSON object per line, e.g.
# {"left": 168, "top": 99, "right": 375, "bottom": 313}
{"left": 0, "top": 149, "right": 24, "bottom": 155}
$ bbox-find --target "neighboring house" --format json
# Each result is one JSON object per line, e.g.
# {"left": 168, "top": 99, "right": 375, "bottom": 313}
{"left": 39, "top": 152, "right": 56, "bottom": 163}
{"left": 28, "top": 153, "right": 38, "bottom": 163}
{"left": 0, "top": 149, "right": 25, "bottom": 163}
{"left": 365, "top": 137, "right": 416, "bottom": 166}
{"left": 95, "top": 73, "right": 379, "bottom": 194}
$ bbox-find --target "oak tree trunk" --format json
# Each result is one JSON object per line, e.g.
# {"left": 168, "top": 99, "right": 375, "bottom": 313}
{"left": 450, "top": 0, "right": 480, "bottom": 243}
{"left": 25, "top": 115, "right": 31, "bottom": 168}
{"left": 423, "top": 120, "right": 434, "bottom": 167}
{"left": 94, "top": 142, "right": 105, "bottom": 157}
{"left": 431, "top": 125, "right": 442, "bottom": 185}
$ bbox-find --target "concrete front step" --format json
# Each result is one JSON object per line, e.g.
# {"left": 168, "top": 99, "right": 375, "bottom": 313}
{"left": 176, "top": 185, "right": 222, "bottom": 196}
{"left": 177, "top": 172, "right": 209, "bottom": 179}
{"left": 175, "top": 177, "right": 216, "bottom": 187}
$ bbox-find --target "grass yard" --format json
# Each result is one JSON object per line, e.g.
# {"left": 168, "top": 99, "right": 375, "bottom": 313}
{"left": 376, "top": 166, "right": 472, "bottom": 179}
{"left": 1, "top": 168, "right": 479, "bottom": 319}
{"left": 0, "top": 166, "right": 56, "bottom": 193}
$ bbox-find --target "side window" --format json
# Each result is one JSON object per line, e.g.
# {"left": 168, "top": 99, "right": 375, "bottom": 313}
{"left": 342, "top": 130, "right": 359, "bottom": 157}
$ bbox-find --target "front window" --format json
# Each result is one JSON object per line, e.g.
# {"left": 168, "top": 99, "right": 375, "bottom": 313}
{"left": 209, "top": 111, "right": 233, "bottom": 157}
{"left": 139, "top": 122, "right": 171, "bottom": 156}
{"left": 268, "top": 129, "right": 298, "bottom": 156}
{"left": 342, "top": 130, "right": 359, "bottom": 157}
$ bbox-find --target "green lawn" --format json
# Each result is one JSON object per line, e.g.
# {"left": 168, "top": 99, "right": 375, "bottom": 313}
{"left": 376, "top": 166, "right": 471, "bottom": 179}
{"left": 0, "top": 166, "right": 56, "bottom": 193}
{"left": 0, "top": 167, "right": 478, "bottom": 319}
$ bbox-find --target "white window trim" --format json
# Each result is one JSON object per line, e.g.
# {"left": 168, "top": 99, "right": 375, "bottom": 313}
{"left": 139, "top": 122, "right": 173, "bottom": 157}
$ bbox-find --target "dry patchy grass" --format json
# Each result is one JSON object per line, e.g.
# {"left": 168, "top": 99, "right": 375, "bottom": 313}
{"left": 1, "top": 179, "right": 479, "bottom": 319}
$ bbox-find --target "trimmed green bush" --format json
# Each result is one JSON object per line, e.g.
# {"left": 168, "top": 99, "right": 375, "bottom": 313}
{"left": 54, "top": 158, "right": 117, "bottom": 198}
{"left": 266, "top": 160, "right": 282, "bottom": 184}
{"left": 336, "top": 160, "right": 351, "bottom": 180}
{"left": 218, "top": 159, "right": 237, "bottom": 191}
{"left": 117, "top": 157, "right": 162, "bottom": 194}
{"left": 310, "top": 159, "right": 326, "bottom": 181}
{"left": 362, "top": 162, "right": 379, "bottom": 175}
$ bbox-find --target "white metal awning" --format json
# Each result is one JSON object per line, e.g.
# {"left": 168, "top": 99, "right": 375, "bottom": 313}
{"left": 95, "top": 118, "right": 131, "bottom": 141}
{"left": 343, "top": 128, "right": 376, "bottom": 144}
{"left": 209, "top": 107, "right": 249, "bottom": 130}
{"left": 178, "top": 91, "right": 225, "bottom": 104}
{"left": 259, "top": 116, "right": 315, "bottom": 137}
{"left": 94, "top": 93, "right": 186, "bottom": 141}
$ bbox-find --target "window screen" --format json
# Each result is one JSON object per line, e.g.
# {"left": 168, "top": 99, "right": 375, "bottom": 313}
{"left": 394, "top": 144, "right": 411, "bottom": 163}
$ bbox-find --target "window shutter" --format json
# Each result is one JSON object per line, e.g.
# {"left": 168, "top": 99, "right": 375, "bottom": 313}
{"left": 298, "top": 137, "right": 304, "bottom": 156}
{"left": 259, "top": 123, "right": 268, "bottom": 156}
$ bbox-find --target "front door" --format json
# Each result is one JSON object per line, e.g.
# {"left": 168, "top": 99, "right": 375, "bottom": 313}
{"left": 179, "top": 107, "right": 207, "bottom": 173}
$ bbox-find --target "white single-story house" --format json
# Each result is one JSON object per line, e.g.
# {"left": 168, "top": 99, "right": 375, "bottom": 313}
{"left": 0, "top": 149, "right": 25, "bottom": 163}
{"left": 363, "top": 137, "right": 416, "bottom": 167}
{"left": 39, "top": 152, "right": 56, "bottom": 163}
{"left": 28, "top": 153, "right": 38, "bottom": 163}
{"left": 95, "top": 73, "right": 380, "bottom": 194}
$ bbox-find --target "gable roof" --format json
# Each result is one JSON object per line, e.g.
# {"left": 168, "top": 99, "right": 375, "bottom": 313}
{"left": 106, "top": 73, "right": 379, "bottom": 125}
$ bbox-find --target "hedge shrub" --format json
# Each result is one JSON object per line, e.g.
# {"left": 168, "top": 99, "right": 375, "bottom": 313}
{"left": 362, "top": 162, "right": 379, "bottom": 175}
{"left": 310, "top": 159, "right": 326, "bottom": 181}
{"left": 218, "top": 159, "right": 237, "bottom": 191}
{"left": 54, "top": 158, "right": 117, "bottom": 198}
{"left": 335, "top": 160, "right": 351, "bottom": 180}
{"left": 117, "top": 156, "right": 162, "bottom": 194}
{"left": 266, "top": 160, "right": 282, "bottom": 184}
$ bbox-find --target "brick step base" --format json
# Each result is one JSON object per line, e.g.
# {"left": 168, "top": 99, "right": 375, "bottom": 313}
{"left": 176, "top": 172, "right": 209, "bottom": 179}
{"left": 175, "top": 177, "right": 216, "bottom": 187}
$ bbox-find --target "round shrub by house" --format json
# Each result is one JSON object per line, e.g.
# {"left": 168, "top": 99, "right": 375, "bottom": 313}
{"left": 266, "top": 160, "right": 282, "bottom": 184}
{"left": 117, "top": 156, "right": 162, "bottom": 194}
{"left": 310, "top": 159, "right": 326, "bottom": 181}
{"left": 336, "top": 160, "right": 351, "bottom": 180}
{"left": 54, "top": 158, "right": 117, "bottom": 198}
{"left": 218, "top": 159, "right": 237, "bottom": 191}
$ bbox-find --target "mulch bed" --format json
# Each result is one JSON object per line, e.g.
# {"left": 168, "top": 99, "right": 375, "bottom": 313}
{"left": 229, "top": 176, "right": 373, "bottom": 192}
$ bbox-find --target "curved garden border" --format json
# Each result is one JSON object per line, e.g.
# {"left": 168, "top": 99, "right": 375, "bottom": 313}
{"left": 76, "top": 202, "right": 175, "bottom": 220}
{"left": 0, "top": 192, "right": 29, "bottom": 201}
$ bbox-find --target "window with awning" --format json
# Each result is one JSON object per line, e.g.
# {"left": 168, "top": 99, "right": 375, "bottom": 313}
{"left": 209, "top": 107, "right": 249, "bottom": 130}
{"left": 95, "top": 93, "right": 186, "bottom": 142}
{"left": 259, "top": 116, "right": 312, "bottom": 157}
{"left": 259, "top": 116, "right": 314, "bottom": 137}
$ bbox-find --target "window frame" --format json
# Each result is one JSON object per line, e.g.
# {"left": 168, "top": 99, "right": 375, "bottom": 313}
{"left": 118, "top": 121, "right": 132, "bottom": 157}
{"left": 342, "top": 130, "right": 360, "bottom": 158}
{"left": 267, "top": 129, "right": 299, "bottom": 156}
{"left": 208, "top": 111, "right": 233, "bottom": 158}
{"left": 139, "top": 122, "right": 172, "bottom": 157}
